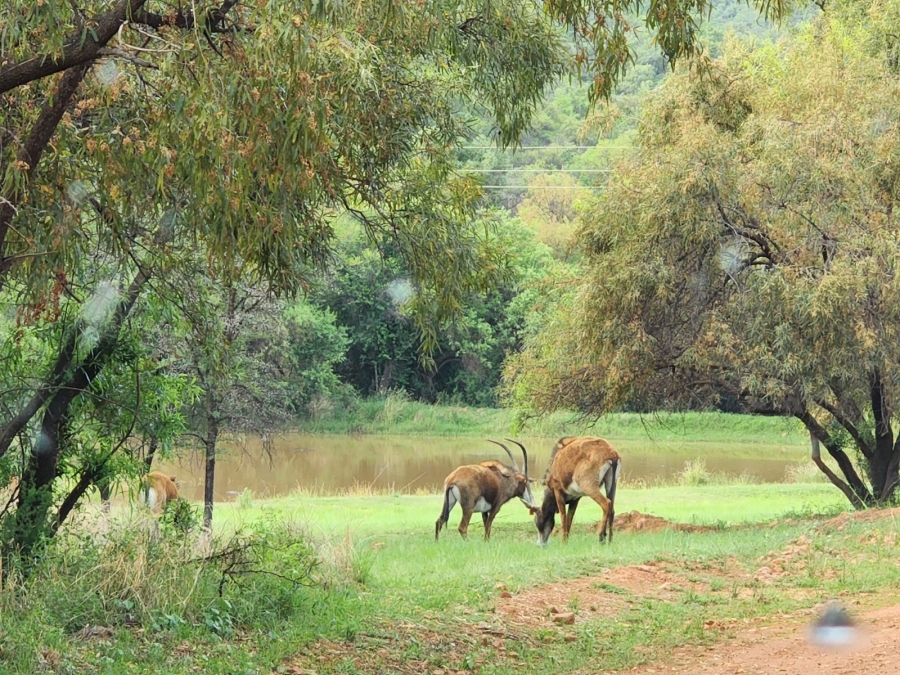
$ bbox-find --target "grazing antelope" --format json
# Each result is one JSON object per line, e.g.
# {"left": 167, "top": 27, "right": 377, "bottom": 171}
{"left": 531, "top": 436, "right": 621, "bottom": 546}
{"left": 141, "top": 471, "right": 179, "bottom": 513}
{"left": 435, "top": 439, "right": 535, "bottom": 541}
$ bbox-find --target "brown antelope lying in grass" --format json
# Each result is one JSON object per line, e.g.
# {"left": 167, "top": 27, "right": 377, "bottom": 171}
{"left": 435, "top": 439, "right": 536, "bottom": 541}
{"left": 531, "top": 436, "right": 621, "bottom": 546}
{"left": 141, "top": 471, "right": 179, "bottom": 513}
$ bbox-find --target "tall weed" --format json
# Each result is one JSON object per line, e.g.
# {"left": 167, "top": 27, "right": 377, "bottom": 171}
{"left": 678, "top": 459, "right": 714, "bottom": 486}
{"left": 676, "top": 459, "right": 760, "bottom": 487}
{"left": 784, "top": 461, "right": 829, "bottom": 484}
{"left": 0, "top": 513, "right": 356, "bottom": 671}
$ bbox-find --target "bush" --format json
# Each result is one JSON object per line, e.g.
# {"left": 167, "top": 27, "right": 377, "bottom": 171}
{"left": 0, "top": 514, "right": 338, "bottom": 671}
{"left": 678, "top": 459, "right": 714, "bottom": 486}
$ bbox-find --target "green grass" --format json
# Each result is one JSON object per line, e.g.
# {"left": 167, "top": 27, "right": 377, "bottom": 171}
{"left": 216, "top": 482, "right": 848, "bottom": 540}
{"left": 6, "top": 482, "right": 898, "bottom": 675}
{"left": 296, "top": 396, "right": 809, "bottom": 444}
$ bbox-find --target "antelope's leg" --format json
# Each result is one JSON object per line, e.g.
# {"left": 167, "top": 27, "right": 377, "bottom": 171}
{"left": 607, "top": 497, "right": 615, "bottom": 543}
{"left": 483, "top": 507, "right": 502, "bottom": 541}
{"left": 554, "top": 491, "right": 570, "bottom": 541}
{"left": 458, "top": 510, "right": 473, "bottom": 539}
{"left": 564, "top": 498, "right": 580, "bottom": 537}
{"left": 581, "top": 485, "right": 612, "bottom": 542}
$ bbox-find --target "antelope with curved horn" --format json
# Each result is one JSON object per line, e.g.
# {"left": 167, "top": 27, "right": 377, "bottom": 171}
{"left": 531, "top": 436, "right": 621, "bottom": 546}
{"left": 435, "top": 439, "right": 535, "bottom": 541}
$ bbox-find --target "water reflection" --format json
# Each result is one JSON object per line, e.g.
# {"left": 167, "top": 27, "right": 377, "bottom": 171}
{"left": 155, "top": 434, "right": 810, "bottom": 502}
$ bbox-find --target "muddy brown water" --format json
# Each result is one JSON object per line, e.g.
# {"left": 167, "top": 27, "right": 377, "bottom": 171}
{"left": 153, "top": 434, "right": 810, "bottom": 502}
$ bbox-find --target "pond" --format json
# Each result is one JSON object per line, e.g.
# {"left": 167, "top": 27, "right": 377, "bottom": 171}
{"left": 155, "top": 433, "right": 812, "bottom": 502}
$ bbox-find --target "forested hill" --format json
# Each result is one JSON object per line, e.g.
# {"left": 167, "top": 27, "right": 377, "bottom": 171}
{"left": 460, "top": 0, "right": 816, "bottom": 213}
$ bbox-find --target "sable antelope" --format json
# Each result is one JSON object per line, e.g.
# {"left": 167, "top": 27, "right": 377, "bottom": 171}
{"left": 532, "top": 436, "right": 621, "bottom": 546}
{"left": 435, "top": 439, "right": 535, "bottom": 541}
{"left": 141, "top": 471, "right": 179, "bottom": 513}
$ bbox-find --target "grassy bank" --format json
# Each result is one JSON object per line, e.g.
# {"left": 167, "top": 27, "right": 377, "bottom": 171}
{"left": 5, "top": 480, "right": 893, "bottom": 675}
{"left": 297, "top": 395, "right": 809, "bottom": 444}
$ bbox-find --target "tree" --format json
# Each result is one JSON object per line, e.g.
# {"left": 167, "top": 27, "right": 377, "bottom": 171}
{"left": 0, "top": 0, "right": 567, "bottom": 560}
{"left": 281, "top": 303, "right": 350, "bottom": 415}
{"left": 505, "top": 8, "right": 900, "bottom": 508}
{"left": 316, "top": 215, "right": 560, "bottom": 405}
{"left": 516, "top": 173, "right": 588, "bottom": 259}
{"left": 157, "top": 264, "right": 294, "bottom": 530}
{"left": 147, "top": 262, "right": 347, "bottom": 531}
{"left": 0, "top": 261, "right": 193, "bottom": 556}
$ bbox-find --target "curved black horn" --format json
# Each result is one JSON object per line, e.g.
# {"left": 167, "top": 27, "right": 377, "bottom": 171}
{"left": 505, "top": 438, "right": 528, "bottom": 479}
{"left": 487, "top": 439, "right": 519, "bottom": 472}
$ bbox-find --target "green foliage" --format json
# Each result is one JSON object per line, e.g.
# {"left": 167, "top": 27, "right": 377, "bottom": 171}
{"left": 160, "top": 497, "right": 202, "bottom": 535}
{"left": 678, "top": 458, "right": 715, "bottom": 486}
{"left": 313, "top": 215, "right": 560, "bottom": 406}
{"left": 283, "top": 303, "right": 350, "bottom": 415}
{"left": 507, "top": 3, "right": 900, "bottom": 505}
{"left": 292, "top": 399, "right": 809, "bottom": 443}
{"left": 0, "top": 0, "right": 578, "bottom": 555}
{"left": 0, "top": 281, "right": 195, "bottom": 556}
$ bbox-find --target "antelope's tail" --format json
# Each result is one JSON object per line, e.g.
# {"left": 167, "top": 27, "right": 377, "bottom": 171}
{"left": 435, "top": 485, "right": 452, "bottom": 540}
{"left": 608, "top": 458, "right": 620, "bottom": 505}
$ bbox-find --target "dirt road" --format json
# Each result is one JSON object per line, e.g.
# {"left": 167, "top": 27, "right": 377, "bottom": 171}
{"left": 623, "top": 603, "right": 900, "bottom": 675}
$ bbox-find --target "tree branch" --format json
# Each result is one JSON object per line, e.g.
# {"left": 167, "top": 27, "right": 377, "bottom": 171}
{"left": 0, "top": 63, "right": 90, "bottom": 277}
{"left": 0, "top": 1, "right": 146, "bottom": 95}
{"left": 96, "top": 47, "right": 159, "bottom": 69}
{"left": 796, "top": 409, "right": 871, "bottom": 508}
{"left": 806, "top": 431, "right": 865, "bottom": 509}
{"left": 0, "top": 0, "right": 248, "bottom": 95}
{"left": 813, "top": 397, "right": 873, "bottom": 461}
{"left": 870, "top": 369, "right": 893, "bottom": 449}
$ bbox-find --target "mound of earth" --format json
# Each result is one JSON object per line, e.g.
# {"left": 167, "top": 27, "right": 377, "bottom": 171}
{"left": 601, "top": 510, "right": 712, "bottom": 534}
{"left": 821, "top": 505, "right": 900, "bottom": 530}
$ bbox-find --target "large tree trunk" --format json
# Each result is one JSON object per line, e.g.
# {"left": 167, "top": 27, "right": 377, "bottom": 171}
{"left": 866, "top": 438, "right": 899, "bottom": 503}
{"left": 377, "top": 360, "right": 395, "bottom": 394}
{"left": 867, "top": 372, "right": 900, "bottom": 501}
{"left": 799, "top": 371, "right": 900, "bottom": 507}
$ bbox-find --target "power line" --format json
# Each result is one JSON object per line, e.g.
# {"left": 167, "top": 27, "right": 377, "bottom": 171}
{"left": 462, "top": 145, "right": 630, "bottom": 150}
{"left": 480, "top": 185, "right": 601, "bottom": 189}
{"left": 462, "top": 168, "right": 612, "bottom": 173}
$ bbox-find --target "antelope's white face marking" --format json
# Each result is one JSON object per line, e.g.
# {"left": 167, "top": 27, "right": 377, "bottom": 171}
{"left": 523, "top": 484, "right": 536, "bottom": 508}
{"left": 474, "top": 497, "right": 492, "bottom": 513}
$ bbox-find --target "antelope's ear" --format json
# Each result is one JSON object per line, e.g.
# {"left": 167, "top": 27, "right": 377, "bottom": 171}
{"left": 528, "top": 506, "right": 538, "bottom": 515}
